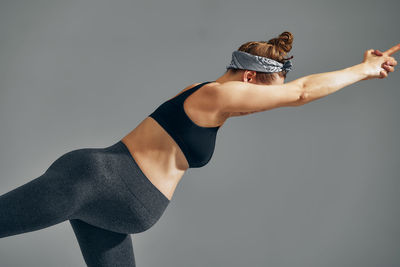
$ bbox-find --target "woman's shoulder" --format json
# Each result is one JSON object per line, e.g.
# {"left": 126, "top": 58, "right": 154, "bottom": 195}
{"left": 168, "top": 81, "right": 216, "bottom": 100}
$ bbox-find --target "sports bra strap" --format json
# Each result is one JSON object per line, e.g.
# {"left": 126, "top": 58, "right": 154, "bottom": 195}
{"left": 170, "top": 81, "right": 214, "bottom": 105}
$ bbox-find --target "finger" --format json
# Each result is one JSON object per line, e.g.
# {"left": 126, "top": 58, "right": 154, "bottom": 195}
{"left": 382, "top": 57, "right": 397, "bottom": 66}
{"left": 382, "top": 64, "right": 395, "bottom": 73}
{"left": 365, "top": 49, "right": 374, "bottom": 57}
{"left": 386, "top": 58, "right": 398, "bottom": 66}
{"left": 383, "top": 43, "right": 400, "bottom": 56}
{"left": 373, "top": 49, "right": 384, "bottom": 56}
{"left": 379, "top": 69, "right": 388, "bottom": 79}
{"left": 384, "top": 61, "right": 396, "bottom": 67}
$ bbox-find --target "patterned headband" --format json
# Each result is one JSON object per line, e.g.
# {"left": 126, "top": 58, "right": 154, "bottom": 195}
{"left": 226, "top": 50, "right": 293, "bottom": 73}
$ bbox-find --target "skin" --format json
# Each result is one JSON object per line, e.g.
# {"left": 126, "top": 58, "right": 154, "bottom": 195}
{"left": 122, "top": 44, "right": 399, "bottom": 201}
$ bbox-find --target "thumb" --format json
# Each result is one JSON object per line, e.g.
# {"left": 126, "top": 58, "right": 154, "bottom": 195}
{"left": 373, "top": 49, "right": 384, "bottom": 56}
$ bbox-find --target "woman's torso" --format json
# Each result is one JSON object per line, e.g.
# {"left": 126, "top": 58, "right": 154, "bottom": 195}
{"left": 121, "top": 82, "right": 230, "bottom": 201}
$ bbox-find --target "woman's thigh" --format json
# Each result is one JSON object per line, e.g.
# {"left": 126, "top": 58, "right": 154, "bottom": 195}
{"left": 70, "top": 219, "right": 136, "bottom": 267}
{"left": 0, "top": 141, "right": 170, "bottom": 238}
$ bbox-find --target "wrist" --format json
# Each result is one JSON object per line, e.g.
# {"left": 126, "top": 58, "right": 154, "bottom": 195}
{"left": 348, "top": 63, "right": 370, "bottom": 81}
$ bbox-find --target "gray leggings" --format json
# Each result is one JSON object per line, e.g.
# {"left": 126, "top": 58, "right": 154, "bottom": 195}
{"left": 0, "top": 141, "right": 170, "bottom": 266}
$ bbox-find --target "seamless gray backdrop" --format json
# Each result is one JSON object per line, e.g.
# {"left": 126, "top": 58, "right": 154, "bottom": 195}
{"left": 1, "top": 0, "right": 399, "bottom": 266}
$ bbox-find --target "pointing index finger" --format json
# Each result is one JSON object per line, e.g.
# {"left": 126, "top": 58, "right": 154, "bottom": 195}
{"left": 384, "top": 43, "right": 400, "bottom": 56}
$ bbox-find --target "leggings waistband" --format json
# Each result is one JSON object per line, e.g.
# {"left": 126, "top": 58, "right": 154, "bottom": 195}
{"left": 111, "top": 140, "right": 170, "bottom": 207}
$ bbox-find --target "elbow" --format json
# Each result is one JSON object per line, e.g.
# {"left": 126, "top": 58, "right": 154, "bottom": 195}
{"left": 293, "top": 81, "right": 308, "bottom": 106}
{"left": 298, "top": 90, "right": 309, "bottom": 105}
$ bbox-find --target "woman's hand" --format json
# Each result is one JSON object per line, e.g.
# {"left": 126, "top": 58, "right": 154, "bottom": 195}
{"left": 361, "top": 44, "right": 399, "bottom": 80}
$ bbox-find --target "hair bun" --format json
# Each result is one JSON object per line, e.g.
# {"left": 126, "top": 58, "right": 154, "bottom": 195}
{"left": 267, "top": 31, "right": 293, "bottom": 53}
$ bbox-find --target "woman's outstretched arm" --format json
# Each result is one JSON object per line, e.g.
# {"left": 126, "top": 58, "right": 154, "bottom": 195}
{"left": 215, "top": 44, "right": 399, "bottom": 113}
{"left": 295, "top": 46, "right": 399, "bottom": 104}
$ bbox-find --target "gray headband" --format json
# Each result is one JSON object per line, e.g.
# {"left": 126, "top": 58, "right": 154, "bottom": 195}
{"left": 226, "top": 50, "right": 293, "bottom": 73}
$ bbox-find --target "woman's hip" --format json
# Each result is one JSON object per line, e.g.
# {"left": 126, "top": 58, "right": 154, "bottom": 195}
{"left": 45, "top": 141, "right": 170, "bottom": 234}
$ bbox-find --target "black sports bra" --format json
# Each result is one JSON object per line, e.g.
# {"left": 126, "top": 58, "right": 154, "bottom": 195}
{"left": 148, "top": 81, "right": 220, "bottom": 168}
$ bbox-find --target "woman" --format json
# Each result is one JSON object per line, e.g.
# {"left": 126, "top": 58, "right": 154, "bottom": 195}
{"left": 0, "top": 31, "right": 398, "bottom": 267}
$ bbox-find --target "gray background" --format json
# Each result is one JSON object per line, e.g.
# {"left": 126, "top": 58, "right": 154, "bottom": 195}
{"left": 0, "top": 0, "right": 399, "bottom": 266}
